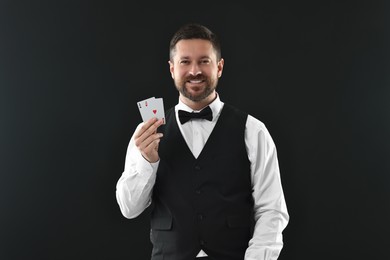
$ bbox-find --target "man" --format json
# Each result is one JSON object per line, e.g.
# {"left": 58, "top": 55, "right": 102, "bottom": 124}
{"left": 116, "top": 23, "right": 289, "bottom": 260}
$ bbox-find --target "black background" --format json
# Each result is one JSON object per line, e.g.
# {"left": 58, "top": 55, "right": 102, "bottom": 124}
{"left": 1, "top": 1, "right": 389, "bottom": 259}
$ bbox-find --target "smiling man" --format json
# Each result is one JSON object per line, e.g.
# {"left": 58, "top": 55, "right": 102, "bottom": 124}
{"left": 116, "top": 23, "right": 289, "bottom": 260}
{"left": 169, "top": 37, "right": 223, "bottom": 108}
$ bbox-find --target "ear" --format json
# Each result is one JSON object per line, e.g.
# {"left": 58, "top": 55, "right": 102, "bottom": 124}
{"left": 217, "top": 58, "right": 224, "bottom": 78}
{"left": 168, "top": 60, "right": 174, "bottom": 79}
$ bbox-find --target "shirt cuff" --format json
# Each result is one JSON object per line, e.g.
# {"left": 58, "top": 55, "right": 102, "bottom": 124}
{"left": 135, "top": 152, "right": 160, "bottom": 181}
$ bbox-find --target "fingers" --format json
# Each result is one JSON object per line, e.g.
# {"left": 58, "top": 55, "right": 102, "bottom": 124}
{"left": 135, "top": 119, "right": 163, "bottom": 163}
{"left": 139, "top": 137, "right": 161, "bottom": 163}
{"left": 134, "top": 118, "right": 157, "bottom": 139}
{"left": 137, "top": 132, "right": 163, "bottom": 152}
{"left": 143, "top": 137, "right": 161, "bottom": 156}
{"left": 134, "top": 118, "right": 164, "bottom": 146}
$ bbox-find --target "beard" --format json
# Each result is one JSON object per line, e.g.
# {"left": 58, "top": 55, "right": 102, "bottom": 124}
{"left": 174, "top": 75, "right": 218, "bottom": 102}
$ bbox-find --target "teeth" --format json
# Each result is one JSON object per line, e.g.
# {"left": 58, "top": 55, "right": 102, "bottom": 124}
{"left": 189, "top": 80, "right": 202, "bottom": 83}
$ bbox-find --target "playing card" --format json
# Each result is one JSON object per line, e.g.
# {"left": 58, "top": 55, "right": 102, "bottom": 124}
{"left": 137, "top": 97, "right": 156, "bottom": 122}
{"left": 137, "top": 96, "right": 165, "bottom": 124}
{"left": 153, "top": 98, "right": 166, "bottom": 124}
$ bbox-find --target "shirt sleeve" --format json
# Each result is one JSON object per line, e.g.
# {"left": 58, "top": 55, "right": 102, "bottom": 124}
{"left": 115, "top": 123, "right": 159, "bottom": 219}
{"left": 244, "top": 115, "right": 289, "bottom": 260}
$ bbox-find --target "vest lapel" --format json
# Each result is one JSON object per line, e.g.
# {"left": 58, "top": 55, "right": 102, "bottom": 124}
{"left": 163, "top": 106, "right": 226, "bottom": 161}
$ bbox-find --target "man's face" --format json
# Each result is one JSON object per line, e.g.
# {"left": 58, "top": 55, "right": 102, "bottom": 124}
{"left": 169, "top": 39, "right": 224, "bottom": 102}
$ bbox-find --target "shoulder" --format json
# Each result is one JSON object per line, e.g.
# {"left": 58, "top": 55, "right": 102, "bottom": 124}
{"left": 163, "top": 106, "right": 176, "bottom": 121}
{"left": 223, "top": 103, "right": 267, "bottom": 131}
{"left": 245, "top": 114, "right": 278, "bottom": 152}
{"left": 166, "top": 106, "right": 175, "bottom": 114}
{"left": 246, "top": 114, "right": 268, "bottom": 133}
{"left": 222, "top": 103, "right": 247, "bottom": 119}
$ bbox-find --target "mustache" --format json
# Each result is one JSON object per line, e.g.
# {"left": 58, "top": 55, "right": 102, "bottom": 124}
{"left": 186, "top": 75, "right": 205, "bottom": 81}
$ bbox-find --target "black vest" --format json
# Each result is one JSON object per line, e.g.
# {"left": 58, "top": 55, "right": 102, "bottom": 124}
{"left": 151, "top": 104, "right": 253, "bottom": 260}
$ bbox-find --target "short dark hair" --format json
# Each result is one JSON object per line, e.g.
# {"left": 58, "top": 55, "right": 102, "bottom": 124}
{"left": 169, "top": 23, "right": 221, "bottom": 61}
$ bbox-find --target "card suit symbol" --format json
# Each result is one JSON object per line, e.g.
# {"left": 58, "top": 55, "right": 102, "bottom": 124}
{"left": 153, "top": 109, "right": 157, "bottom": 114}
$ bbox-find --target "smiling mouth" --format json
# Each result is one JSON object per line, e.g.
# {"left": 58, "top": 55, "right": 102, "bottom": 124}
{"left": 187, "top": 79, "right": 205, "bottom": 84}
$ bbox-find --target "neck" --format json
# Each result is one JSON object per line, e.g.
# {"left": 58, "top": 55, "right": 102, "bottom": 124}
{"left": 180, "top": 91, "right": 217, "bottom": 111}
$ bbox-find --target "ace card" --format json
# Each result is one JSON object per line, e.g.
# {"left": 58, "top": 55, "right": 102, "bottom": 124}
{"left": 137, "top": 96, "right": 165, "bottom": 124}
{"left": 153, "top": 98, "right": 165, "bottom": 124}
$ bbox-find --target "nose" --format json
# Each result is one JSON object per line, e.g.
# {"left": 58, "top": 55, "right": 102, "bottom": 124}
{"left": 189, "top": 63, "right": 201, "bottom": 76}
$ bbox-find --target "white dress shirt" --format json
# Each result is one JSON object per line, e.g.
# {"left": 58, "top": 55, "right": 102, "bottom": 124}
{"left": 116, "top": 94, "right": 289, "bottom": 260}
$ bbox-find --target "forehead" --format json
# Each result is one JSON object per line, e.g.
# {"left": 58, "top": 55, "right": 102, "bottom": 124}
{"left": 173, "top": 39, "right": 216, "bottom": 59}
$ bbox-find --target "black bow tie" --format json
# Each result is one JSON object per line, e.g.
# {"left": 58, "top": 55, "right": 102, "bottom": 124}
{"left": 178, "top": 106, "right": 213, "bottom": 124}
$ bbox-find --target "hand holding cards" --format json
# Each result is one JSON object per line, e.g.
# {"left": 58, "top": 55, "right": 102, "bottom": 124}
{"left": 137, "top": 97, "right": 166, "bottom": 124}
{"left": 135, "top": 97, "right": 165, "bottom": 163}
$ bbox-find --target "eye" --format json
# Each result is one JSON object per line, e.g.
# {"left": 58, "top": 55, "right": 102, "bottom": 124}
{"left": 200, "top": 59, "right": 210, "bottom": 64}
{"left": 180, "top": 60, "right": 189, "bottom": 65}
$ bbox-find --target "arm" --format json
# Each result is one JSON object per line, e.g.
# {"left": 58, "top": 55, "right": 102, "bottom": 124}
{"left": 244, "top": 115, "right": 289, "bottom": 260}
{"left": 115, "top": 118, "right": 164, "bottom": 219}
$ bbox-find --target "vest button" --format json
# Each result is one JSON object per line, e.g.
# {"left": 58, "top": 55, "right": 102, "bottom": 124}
{"left": 197, "top": 214, "right": 204, "bottom": 220}
{"left": 194, "top": 165, "right": 201, "bottom": 171}
{"left": 195, "top": 189, "right": 201, "bottom": 194}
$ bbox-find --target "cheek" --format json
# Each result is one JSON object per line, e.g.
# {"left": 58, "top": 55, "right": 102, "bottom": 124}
{"left": 174, "top": 69, "right": 187, "bottom": 79}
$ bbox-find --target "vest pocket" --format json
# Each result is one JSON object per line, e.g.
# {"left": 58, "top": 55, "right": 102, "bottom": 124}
{"left": 227, "top": 215, "right": 250, "bottom": 228}
{"left": 151, "top": 217, "right": 173, "bottom": 230}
